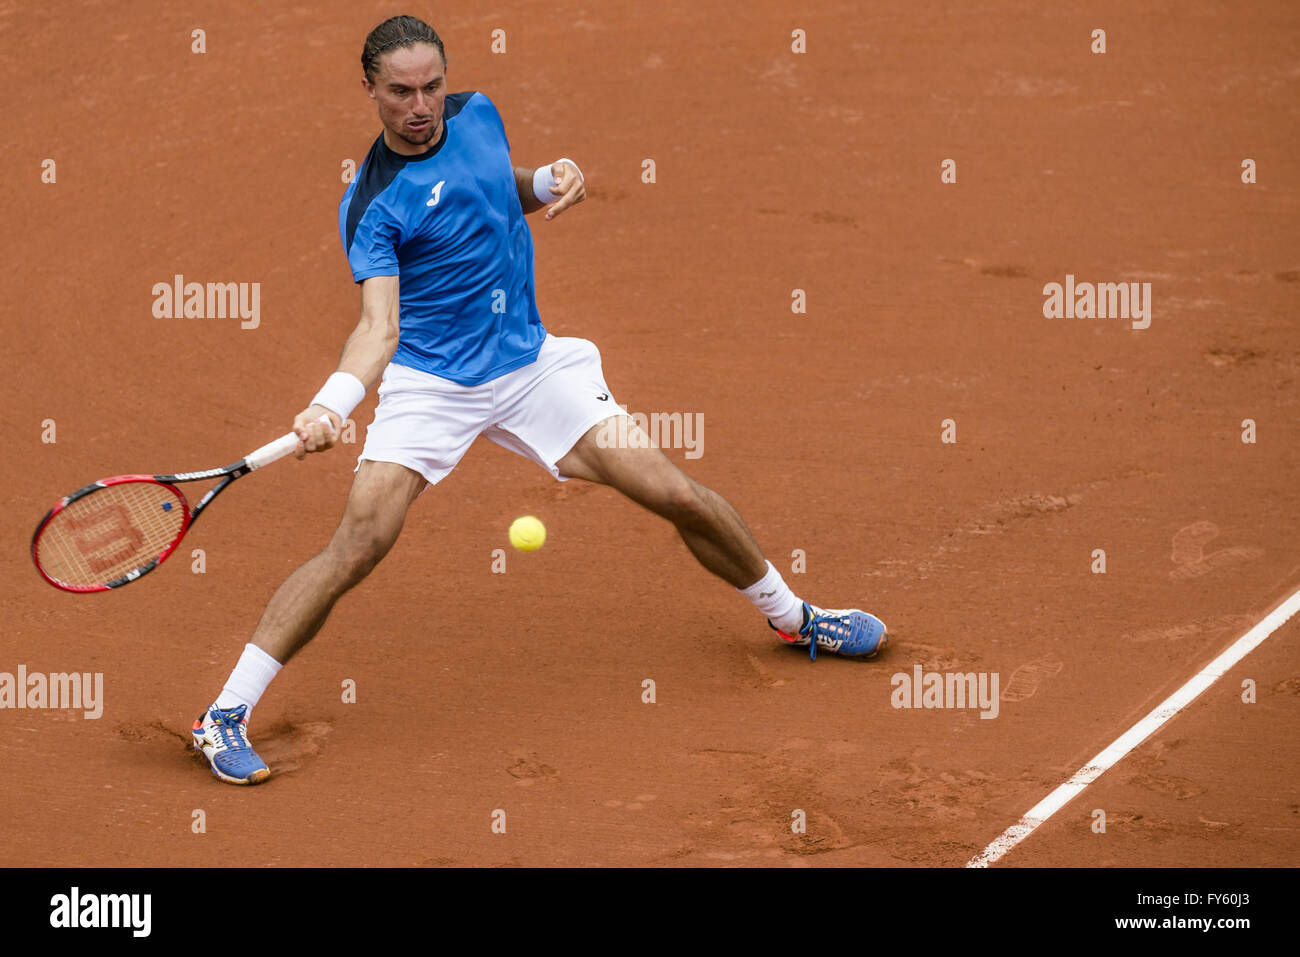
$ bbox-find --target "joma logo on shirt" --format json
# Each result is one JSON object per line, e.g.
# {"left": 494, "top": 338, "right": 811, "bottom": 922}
{"left": 427, "top": 180, "right": 446, "bottom": 207}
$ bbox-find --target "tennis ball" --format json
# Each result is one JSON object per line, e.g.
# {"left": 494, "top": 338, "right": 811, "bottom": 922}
{"left": 509, "top": 515, "right": 546, "bottom": 551}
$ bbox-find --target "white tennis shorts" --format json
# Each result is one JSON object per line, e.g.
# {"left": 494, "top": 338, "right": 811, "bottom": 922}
{"left": 358, "top": 334, "right": 622, "bottom": 486}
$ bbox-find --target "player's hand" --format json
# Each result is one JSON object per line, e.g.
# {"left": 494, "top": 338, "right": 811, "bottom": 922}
{"left": 545, "top": 159, "right": 586, "bottom": 220}
{"left": 292, "top": 406, "right": 342, "bottom": 459}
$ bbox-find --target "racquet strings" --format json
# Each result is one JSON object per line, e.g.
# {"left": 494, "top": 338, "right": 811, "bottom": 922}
{"left": 37, "top": 481, "right": 187, "bottom": 587}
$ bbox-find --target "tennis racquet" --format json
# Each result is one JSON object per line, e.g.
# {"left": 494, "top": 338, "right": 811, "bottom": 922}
{"left": 32, "top": 417, "right": 331, "bottom": 593}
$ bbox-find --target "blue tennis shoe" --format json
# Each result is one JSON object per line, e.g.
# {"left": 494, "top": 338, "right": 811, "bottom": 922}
{"left": 192, "top": 703, "right": 271, "bottom": 785}
{"left": 770, "top": 601, "right": 888, "bottom": 660}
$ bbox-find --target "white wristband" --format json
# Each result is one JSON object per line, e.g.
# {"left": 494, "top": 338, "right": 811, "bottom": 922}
{"left": 310, "top": 372, "right": 366, "bottom": 421}
{"left": 532, "top": 158, "right": 584, "bottom": 205}
{"left": 555, "top": 157, "right": 584, "bottom": 183}
{"left": 532, "top": 165, "right": 557, "bottom": 205}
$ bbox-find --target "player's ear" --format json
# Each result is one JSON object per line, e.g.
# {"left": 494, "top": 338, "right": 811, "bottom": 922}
{"left": 361, "top": 76, "right": 376, "bottom": 99}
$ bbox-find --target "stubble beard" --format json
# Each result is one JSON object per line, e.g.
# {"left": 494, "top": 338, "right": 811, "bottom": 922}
{"left": 399, "top": 119, "right": 439, "bottom": 147}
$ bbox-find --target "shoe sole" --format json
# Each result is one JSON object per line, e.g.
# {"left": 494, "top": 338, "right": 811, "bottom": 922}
{"left": 192, "top": 735, "right": 271, "bottom": 786}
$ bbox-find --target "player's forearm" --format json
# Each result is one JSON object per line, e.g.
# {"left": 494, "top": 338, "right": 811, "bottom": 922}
{"left": 515, "top": 165, "right": 547, "bottom": 215}
{"left": 331, "top": 275, "right": 402, "bottom": 391}
{"left": 335, "top": 313, "right": 399, "bottom": 390}
{"left": 298, "top": 306, "right": 393, "bottom": 447}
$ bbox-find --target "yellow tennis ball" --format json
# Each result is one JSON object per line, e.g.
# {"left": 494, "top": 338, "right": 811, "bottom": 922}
{"left": 509, "top": 515, "right": 546, "bottom": 551}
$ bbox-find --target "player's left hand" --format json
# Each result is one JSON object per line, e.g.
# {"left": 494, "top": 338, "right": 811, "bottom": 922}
{"left": 545, "top": 160, "right": 586, "bottom": 220}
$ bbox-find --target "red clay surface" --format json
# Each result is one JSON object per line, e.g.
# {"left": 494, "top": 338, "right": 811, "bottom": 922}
{"left": 2, "top": 1, "right": 1298, "bottom": 866}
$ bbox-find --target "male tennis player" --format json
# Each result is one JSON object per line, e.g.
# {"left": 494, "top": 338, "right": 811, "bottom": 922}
{"left": 193, "top": 15, "right": 887, "bottom": 785}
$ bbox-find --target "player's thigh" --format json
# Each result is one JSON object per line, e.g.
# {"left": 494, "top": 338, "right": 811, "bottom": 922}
{"left": 557, "top": 422, "right": 695, "bottom": 512}
{"left": 331, "top": 460, "right": 427, "bottom": 557}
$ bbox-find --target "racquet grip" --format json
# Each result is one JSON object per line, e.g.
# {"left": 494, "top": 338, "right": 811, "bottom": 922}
{"left": 245, "top": 414, "right": 335, "bottom": 470}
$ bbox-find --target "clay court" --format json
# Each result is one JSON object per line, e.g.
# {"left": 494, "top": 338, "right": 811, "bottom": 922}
{"left": 3, "top": 0, "right": 1298, "bottom": 870}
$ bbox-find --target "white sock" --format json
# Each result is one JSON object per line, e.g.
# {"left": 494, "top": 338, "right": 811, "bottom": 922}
{"left": 738, "top": 560, "right": 805, "bottom": 634}
{"left": 214, "top": 643, "right": 283, "bottom": 719}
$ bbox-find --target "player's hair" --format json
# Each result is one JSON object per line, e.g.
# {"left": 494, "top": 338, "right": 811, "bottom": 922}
{"left": 362, "top": 15, "right": 446, "bottom": 83}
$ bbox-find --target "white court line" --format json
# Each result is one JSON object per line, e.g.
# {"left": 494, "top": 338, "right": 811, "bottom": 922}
{"left": 967, "top": 586, "right": 1300, "bottom": 868}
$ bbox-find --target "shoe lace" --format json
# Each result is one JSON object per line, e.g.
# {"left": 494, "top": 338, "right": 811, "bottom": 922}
{"left": 805, "top": 610, "right": 852, "bottom": 661}
{"left": 209, "top": 707, "right": 251, "bottom": 751}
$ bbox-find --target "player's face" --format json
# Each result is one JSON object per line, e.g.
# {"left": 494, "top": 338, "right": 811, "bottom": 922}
{"left": 364, "top": 43, "right": 447, "bottom": 154}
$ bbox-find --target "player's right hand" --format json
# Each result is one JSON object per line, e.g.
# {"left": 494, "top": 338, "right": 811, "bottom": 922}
{"left": 293, "top": 406, "right": 342, "bottom": 459}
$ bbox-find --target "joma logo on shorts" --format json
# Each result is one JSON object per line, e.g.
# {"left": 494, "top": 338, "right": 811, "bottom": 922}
{"left": 151, "top": 274, "right": 261, "bottom": 329}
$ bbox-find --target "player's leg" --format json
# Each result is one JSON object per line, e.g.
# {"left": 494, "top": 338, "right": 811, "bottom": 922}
{"left": 555, "top": 429, "right": 765, "bottom": 587}
{"left": 196, "top": 361, "right": 488, "bottom": 784}
{"left": 247, "top": 459, "right": 427, "bottom": 663}
{"left": 484, "top": 335, "right": 887, "bottom": 662}
{"left": 193, "top": 460, "right": 425, "bottom": 785}
{"left": 555, "top": 426, "right": 887, "bottom": 661}
{"left": 213, "top": 363, "right": 484, "bottom": 695}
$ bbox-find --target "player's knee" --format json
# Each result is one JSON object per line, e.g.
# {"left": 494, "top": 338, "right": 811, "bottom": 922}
{"left": 325, "top": 531, "right": 390, "bottom": 586}
{"left": 342, "top": 546, "right": 381, "bottom": 585}
{"left": 657, "top": 476, "right": 710, "bottom": 527}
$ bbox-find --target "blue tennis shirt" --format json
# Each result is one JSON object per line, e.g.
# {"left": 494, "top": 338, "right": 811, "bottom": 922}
{"left": 339, "top": 91, "right": 546, "bottom": 385}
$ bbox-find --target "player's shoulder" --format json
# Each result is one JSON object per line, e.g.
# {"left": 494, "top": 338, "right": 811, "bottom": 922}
{"left": 345, "top": 133, "right": 402, "bottom": 201}
{"left": 447, "top": 90, "right": 506, "bottom": 124}
{"left": 445, "top": 89, "right": 478, "bottom": 116}
{"left": 339, "top": 132, "right": 407, "bottom": 244}
{"left": 348, "top": 132, "right": 399, "bottom": 182}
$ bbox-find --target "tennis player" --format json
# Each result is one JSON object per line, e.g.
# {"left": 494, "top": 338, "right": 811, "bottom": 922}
{"left": 193, "top": 15, "right": 887, "bottom": 785}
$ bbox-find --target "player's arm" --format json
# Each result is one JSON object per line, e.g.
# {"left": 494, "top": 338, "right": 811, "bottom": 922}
{"left": 293, "top": 274, "right": 401, "bottom": 456}
{"left": 513, "top": 160, "right": 586, "bottom": 220}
